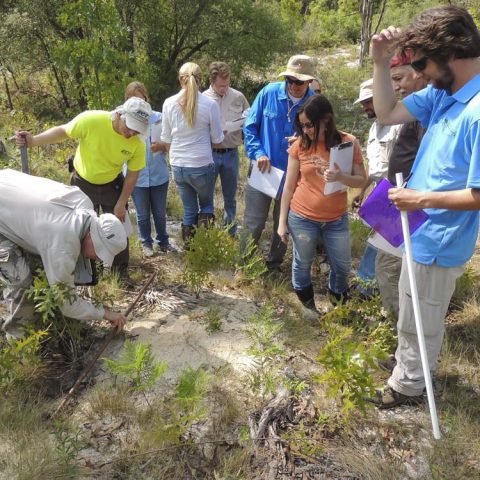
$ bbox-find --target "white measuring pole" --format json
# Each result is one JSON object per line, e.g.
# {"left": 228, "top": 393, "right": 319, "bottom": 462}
{"left": 395, "top": 173, "right": 441, "bottom": 439}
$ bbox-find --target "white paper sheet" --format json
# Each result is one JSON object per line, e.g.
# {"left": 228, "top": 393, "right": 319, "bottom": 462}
{"left": 324, "top": 141, "right": 354, "bottom": 195}
{"left": 248, "top": 163, "right": 284, "bottom": 199}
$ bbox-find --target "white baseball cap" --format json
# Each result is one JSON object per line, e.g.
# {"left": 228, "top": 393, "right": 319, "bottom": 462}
{"left": 354, "top": 78, "right": 374, "bottom": 104}
{"left": 118, "top": 97, "right": 152, "bottom": 136}
{"left": 90, "top": 214, "right": 127, "bottom": 266}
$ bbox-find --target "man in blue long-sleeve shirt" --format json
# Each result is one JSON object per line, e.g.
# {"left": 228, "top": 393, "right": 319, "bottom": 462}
{"left": 243, "top": 55, "right": 315, "bottom": 271}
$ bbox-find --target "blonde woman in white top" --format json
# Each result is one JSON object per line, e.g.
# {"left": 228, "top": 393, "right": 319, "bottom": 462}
{"left": 161, "top": 62, "right": 224, "bottom": 243}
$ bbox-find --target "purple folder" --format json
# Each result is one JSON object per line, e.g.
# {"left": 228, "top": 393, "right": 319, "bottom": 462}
{"left": 358, "top": 178, "right": 429, "bottom": 247}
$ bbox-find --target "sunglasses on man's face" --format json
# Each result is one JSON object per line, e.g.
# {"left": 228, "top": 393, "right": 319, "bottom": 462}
{"left": 410, "top": 56, "right": 428, "bottom": 72}
{"left": 286, "top": 76, "right": 308, "bottom": 86}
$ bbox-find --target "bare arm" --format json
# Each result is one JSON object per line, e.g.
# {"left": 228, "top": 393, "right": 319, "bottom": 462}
{"left": 388, "top": 187, "right": 480, "bottom": 211}
{"left": 103, "top": 309, "right": 127, "bottom": 331}
{"left": 371, "top": 27, "right": 415, "bottom": 125}
{"left": 150, "top": 141, "right": 169, "bottom": 153}
{"left": 15, "top": 125, "right": 69, "bottom": 148}
{"left": 278, "top": 155, "right": 300, "bottom": 243}
{"left": 114, "top": 169, "right": 140, "bottom": 222}
{"left": 325, "top": 162, "right": 366, "bottom": 188}
{"left": 352, "top": 175, "right": 374, "bottom": 208}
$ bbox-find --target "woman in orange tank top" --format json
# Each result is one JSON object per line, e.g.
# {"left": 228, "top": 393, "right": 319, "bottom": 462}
{"left": 278, "top": 95, "right": 366, "bottom": 312}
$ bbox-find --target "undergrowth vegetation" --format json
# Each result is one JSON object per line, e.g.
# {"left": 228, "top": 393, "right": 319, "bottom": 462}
{"left": 2, "top": 7, "right": 480, "bottom": 475}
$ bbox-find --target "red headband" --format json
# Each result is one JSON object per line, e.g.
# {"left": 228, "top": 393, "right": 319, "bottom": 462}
{"left": 390, "top": 52, "right": 412, "bottom": 68}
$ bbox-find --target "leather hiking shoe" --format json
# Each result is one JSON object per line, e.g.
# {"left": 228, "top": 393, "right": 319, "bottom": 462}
{"left": 371, "top": 386, "right": 424, "bottom": 409}
{"left": 377, "top": 354, "right": 397, "bottom": 373}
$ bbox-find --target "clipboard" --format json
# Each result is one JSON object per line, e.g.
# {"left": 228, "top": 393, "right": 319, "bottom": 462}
{"left": 358, "top": 178, "right": 428, "bottom": 247}
{"left": 324, "top": 141, "right": 354, "bottom": 195}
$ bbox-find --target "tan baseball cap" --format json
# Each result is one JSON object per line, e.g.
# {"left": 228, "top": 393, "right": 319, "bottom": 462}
{"left": 278, "top": 55, "right": 317, "bottom": 81}
{"left": 90, "top": 214, "right": 127, "bottom": 266}
{"left": 354, "top": 78, "right": 374, "bottom": 104}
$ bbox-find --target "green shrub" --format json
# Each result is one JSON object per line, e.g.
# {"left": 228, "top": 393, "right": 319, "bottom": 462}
{"left": 349, "top": 217, "right": 371, "bottom": 259}
{"left": 451, "top": 266, "right": 479, "bottom": 308}
{"left": 183, "top": 226, "right": 237, "bottom": 297}
{"left": 235, "top": 234, "right": 268, "bottom": 283}
{"left": 316, "top": 323, "right": 384, "bottom": 415}
{"left": 203, "top": 306, "right": 223, "bottom": 335}
{"left": 26, "top": 269, "right": 77, "bottom": 325}
{"left": 0, "top": 329, "right": 47, "bottom": 394}
{"left": 105, "top": 340, "right": 168, "bottom": 392}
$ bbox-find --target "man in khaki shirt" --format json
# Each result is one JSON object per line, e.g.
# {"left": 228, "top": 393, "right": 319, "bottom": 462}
{"left": 203, "top": 62, "right": 249, "bottom": 235}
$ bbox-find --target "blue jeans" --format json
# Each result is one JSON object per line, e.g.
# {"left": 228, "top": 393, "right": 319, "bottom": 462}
{"left": 288, "top": 211, "right": 351, "bottom": 295}
{"left": 131, "top": 182, "right": 169, "bottom": 248}
{"left": 357, "top": 242, "right": 377, "bottom": 295}
{"left": 172, "top": 164, "right": 215, "bottom": 226}
{"left": 213, "top": 149, "right": 239, "bottom": 235}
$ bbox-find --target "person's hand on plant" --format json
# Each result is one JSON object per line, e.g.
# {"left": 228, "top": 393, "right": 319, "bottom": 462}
{"left": 104, "top": 309, "right": 127, "bottom": 331}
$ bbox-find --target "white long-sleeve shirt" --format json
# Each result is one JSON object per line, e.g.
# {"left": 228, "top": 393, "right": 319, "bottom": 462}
{"left": 366, "top": 121, "right": 402, "bottom": 182}
{"left": 0, "top": 169, "right": 104, "bottom": 321}
{"left": 161, "top": 91, "right": 224, "bottom": 167}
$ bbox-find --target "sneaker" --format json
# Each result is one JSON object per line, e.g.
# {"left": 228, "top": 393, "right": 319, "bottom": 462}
{"left": 142, "top": 245, "right": 154, "bottom": 257}
{"left": 370, "top": 386, "right": 424, "bottom": 409}
{"left": 158, "top": 244, "right": 178, "bottom": 254}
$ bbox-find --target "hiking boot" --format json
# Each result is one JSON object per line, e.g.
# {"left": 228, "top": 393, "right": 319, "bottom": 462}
{"left": 142, "top": 245, "right": 154, "bottom": 257}
{"left": 181, "top": 224, "right": 196, "bottom": 248}
{"left": 370, "top": 386, "right": 424, "bottom": 409}
{"left": 295, "top": 285, "right": 320, "bottom": 321}
{"left": 158, "top": 244, "right": 178, "bottom": 254}
{"left": 377, "top": 354, "right": 397, "bottom": 373}
{"left": 328, "top": 288, "right": 349, "bottom": 306}
{"left": 197, "top": 213, "right": 215, "bottom": 229}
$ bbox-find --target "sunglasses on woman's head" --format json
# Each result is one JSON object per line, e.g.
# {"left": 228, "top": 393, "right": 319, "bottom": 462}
{"left": 286, "top": 76, "right": 307, "bottom": 86}
{"left": 410, "top": 56, "right": 428, "bottom": 72}
{"left": 299, "top": 121, "right": 314, "bottom": 130}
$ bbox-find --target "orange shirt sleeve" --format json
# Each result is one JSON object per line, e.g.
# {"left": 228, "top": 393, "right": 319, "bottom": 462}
{"left": 287, "top": 137, "right": 301, "bottom": 159}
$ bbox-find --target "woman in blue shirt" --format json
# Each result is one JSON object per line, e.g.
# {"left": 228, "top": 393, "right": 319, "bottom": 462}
{"left": 125, "top": 82, "right": 175, "bottom": 256}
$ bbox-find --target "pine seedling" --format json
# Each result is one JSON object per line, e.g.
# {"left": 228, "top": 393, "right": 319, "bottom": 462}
{"left": 183, "top": 226, "right": 237, "bottom": 297}
{"left": 104, "top": 340, "right": 167, "bottom": 392}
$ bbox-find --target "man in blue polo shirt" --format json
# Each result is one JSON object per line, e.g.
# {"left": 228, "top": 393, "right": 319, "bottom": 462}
{"left": 371, "top": 5, "right": 480, "bottom": 408}
{"left": 243, "top": 55, "right": 315, "bottom": 272}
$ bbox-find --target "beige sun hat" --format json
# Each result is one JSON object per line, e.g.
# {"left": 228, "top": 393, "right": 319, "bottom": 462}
{"left": 278, "top": 55, "right": 317, "bottom": 81}
{"left": 89, "top": 214, "right": 127, "bottom": 266}
{"left": 354, "top": 78, "right": 374, "bottom": 104}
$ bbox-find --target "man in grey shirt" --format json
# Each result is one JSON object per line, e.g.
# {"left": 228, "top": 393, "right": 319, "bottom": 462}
{"left": 203, "top": 62, "right": 250, "bottom": 235}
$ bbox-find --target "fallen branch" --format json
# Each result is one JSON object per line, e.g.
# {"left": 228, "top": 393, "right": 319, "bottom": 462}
{"left": 50, "top": 271, "right": 157, "bottom": 419}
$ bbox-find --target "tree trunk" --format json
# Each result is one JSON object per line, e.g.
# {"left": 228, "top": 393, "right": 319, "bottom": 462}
{"left": 1, "top": 69, "right": 13, "bottom": 110}
{"left": 37, "top": 34, "right": 71, "bottom": 109}
{"left": 359, "top": 0, "right": 374, "bottom": 67}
